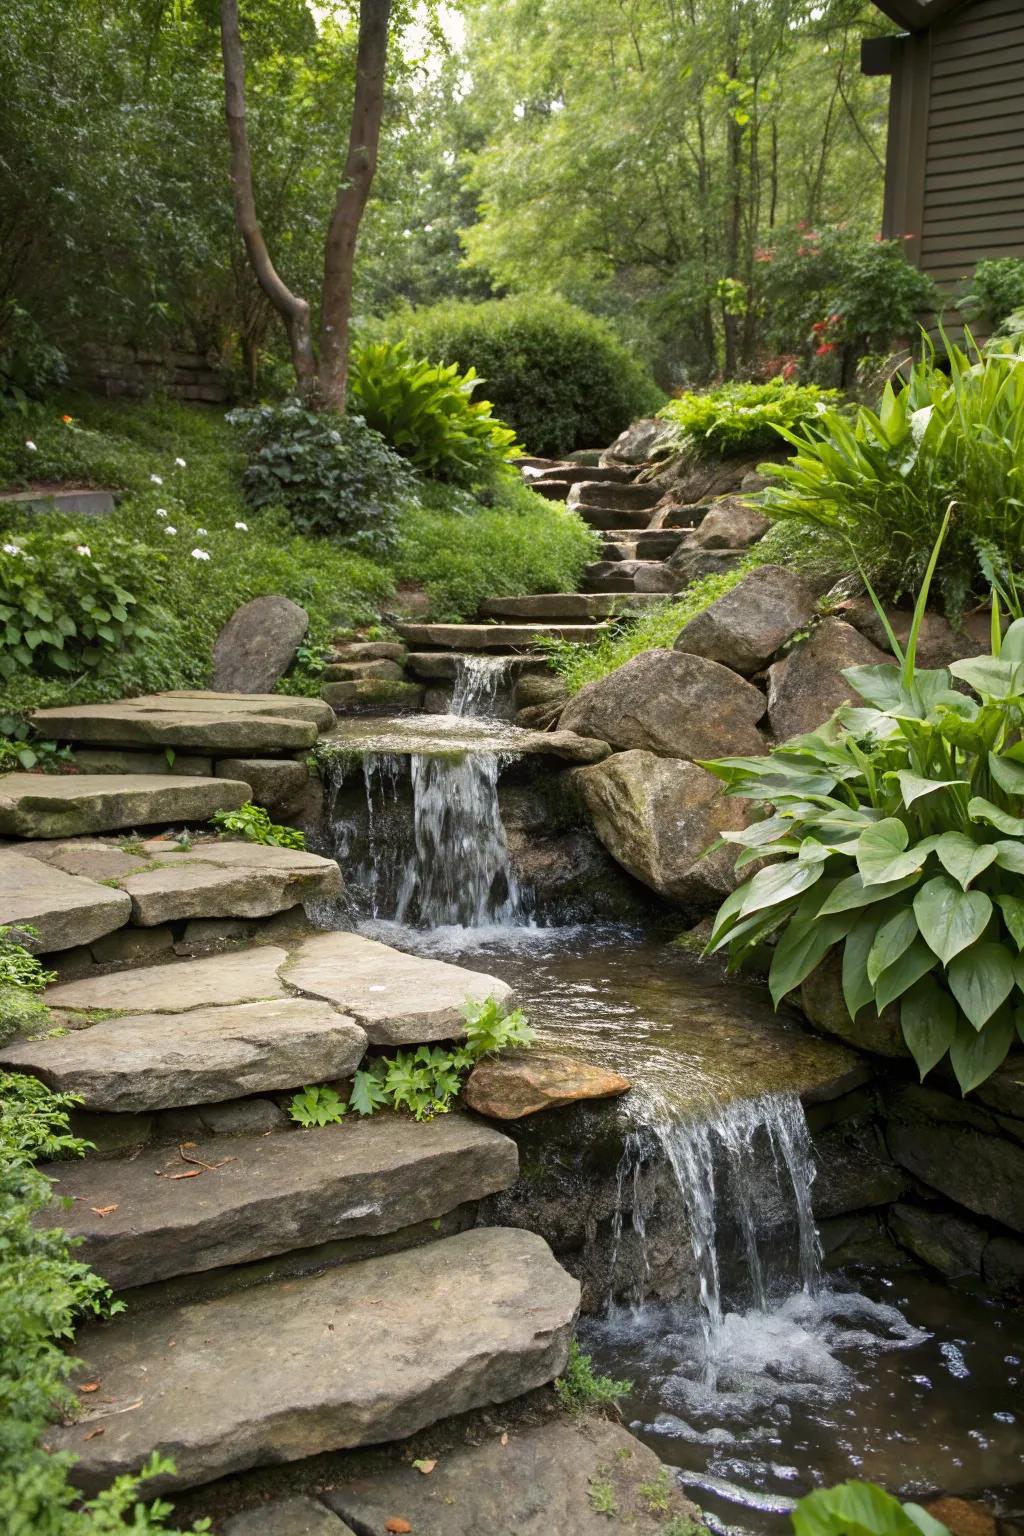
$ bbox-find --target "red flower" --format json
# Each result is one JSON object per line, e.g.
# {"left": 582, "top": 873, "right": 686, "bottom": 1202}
{"left": 754, "top": 247, "right": 774, "bottom": 263}
{"left": 815, "top": 342, "right": 836, "bottom": 356}
{"left": 828, "top": 313, "right": 840, "bottom": 325}
{"left": 782, "top": 360, "right": 797, "bottom": 380}
{"left": 811, "top": 321, "right": 828, "bottom": 334}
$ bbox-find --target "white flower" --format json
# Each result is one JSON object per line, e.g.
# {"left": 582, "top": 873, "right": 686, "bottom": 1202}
{"left": 25, "top": 440, "right": 37, "bottom": 452}
{"left": 165, "top": 525, "right": 177, "bottom": 535}
{"left": 174, "top": 457, "right": 187, "bottom": 468}
{"left": 155, "top": 507, "right": 168, "bottom": 519}
{"left": 191, "top": 548, "right": 210, "bottom": 561}
{"left": 234, "top": 521, "right": 248, "bottom": 532}
{"left": 2, "top": 543, "right": 22, "bottom": 556}
{"left": 150, "top": 473, "right": 163, "bottom": 485}
{"left": 75, "top": 544, "right": 92, "bottom": 558}
{"left": 195, "top": 527, "right": 208, "bottom": 536}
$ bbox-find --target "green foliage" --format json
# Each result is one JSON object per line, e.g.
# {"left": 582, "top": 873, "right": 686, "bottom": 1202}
{"left": 349, "top": 340, "right": 521, "bottom": 485}
{"left": 757, "top": 335, "right": 1024, "bottom": 615}
{"left": 209, "top": 802, "right": 306, "bottom": 850}
{"left": 348, "top": 996, "right": 535, "bottom": 1123}
{"left": 395, "top": 477, "right": 599, "bottom": 622}
{"left": 705, "top": 520, "right": 1024, "bottom": 1094}
{"left": 658, "top": 380, "right": 840, "bottom": 459}
{"left": 554, "top": 1340, "right": 633, "bottom": 1416}
{"left": 0, "top": 1070, "right": 205, "bottom": 1533}
{"left": 288, "top": 1083, "right": 347, "bottom": 1128}
{"left": 961, "top": 259, "right": 1024, "bottom": 332}
{"left": 0, "top": 714, "right": 72, "bottom": 773}
{"left": 587, "top": 1476, "right": 617, "bottom": 1516}
{"left": 228, "top": 401, "right": 412, "bottom": 555}
{"left": 0, "top": 986, "right": 50, "bottom": 1047}
{"left": 378, "top": 296, "right": 662, "bottom": 458}
{"left": 0, "top": 302, "right": 66, "bottom": 412}
{"left": 792, "top": 1481, "right": 949, "bottom": 1536}
{"left": 0, "top": 926, "right": 55, "bottom": 993}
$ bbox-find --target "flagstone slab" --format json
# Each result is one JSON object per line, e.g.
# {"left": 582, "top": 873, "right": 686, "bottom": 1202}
{"left": 45, "top": 945, "right": 291, "bottom": 1013}
{"left": 153, "top": 691, "right": 334, "bottom": 731}
{"left": 0, "top": 997, "right": 365, "bottom": 1112}
{"left": 54, "top": 1227, "right": 579, "bottom": 1495}
{"left": 281, "top": 931, "right": 513, "bottom": 1045}
{"left": 0, "top": 850, "right": 130, "bottom": 953}
{"left": 0, "top": 774, "right": 252, "bottom": 839}
{"left": 35, "top": 1113, "right": 518, "bottom": 1287}
{"left": 110, "top": 839, "right": 342, "bottom": 925}
{"left": 30, "top": 703, "right": 316, "bottom": 753}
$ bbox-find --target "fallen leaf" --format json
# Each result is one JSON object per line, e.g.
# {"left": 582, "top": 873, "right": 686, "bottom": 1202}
{"left": 91, "top": 1205, "right": 118, "bottom": 1217}
{"left": 385, "top": 1521, "right": 412, "bottom": 1534}
{"left": 83, "top": 1427, "right": 105, "bottom": 1441}
{"left": 156, "top": 1168, "right": 201, "bottom": 1180}
{"left": 412, "top": 1458, "right": 436, "bottom": 1476}
{"left": 78, "top": 1382, "right": 100, "bottom": 1394}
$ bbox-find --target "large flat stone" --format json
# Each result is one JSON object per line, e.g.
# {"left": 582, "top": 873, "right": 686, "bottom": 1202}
{"left": 156, "top": 691, "right": 334, "bottom": 731}
{"left": 566, "top": 480, "right": 662, "bottom": 512}
{"left": 223, "top": 1498, "right": 353, "bottom": 1536}
{"left": 36, "top": 1113, "right": 517, "bottom": 1288}
{"left": 112, "top": 839, "right": 342, "bottom": 925}
{"left": 0, "top": 774, "right": 252, "bottom": 839}
{"left": 0, "top": 850, "right": 130, "bottom": 952}
{"left": 30, "top": 704, "right": 316, "bottom": 753}
{"left": 322, "top": 716, "right": 608, "bottom": 761}
{"left": 45, "top": 945, "right": 290, "bottom": 1013}
{"left": 281, "top": 931, "right": 513, "bottom": 1045}
{"left": 55, "top": 1227, "right": 579, "bottom": 1494}
{"left": 477, "top": 593, "right": 666, "bottom": 621}
{"left": 394, "top": 622, "right": 611, "bottom": 651}
{"left": 15, "top": 839, "right": 149, "bottom": 881}
{"left": 324, "top": 1419, "right": 703, "bottom": 1536}
{"left": 1, "top": 997, "right": 365, "bottom": 1113}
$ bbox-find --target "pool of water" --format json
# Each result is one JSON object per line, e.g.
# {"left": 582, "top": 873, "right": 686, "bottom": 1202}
{"left": 355, "top": 919, "right": 1024, "bottom": 1533}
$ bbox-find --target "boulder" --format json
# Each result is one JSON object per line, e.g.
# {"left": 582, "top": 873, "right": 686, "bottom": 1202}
{"left": 800, "top": 950, "right": 906, "bottom": 1057}
{"left": 767, "top": 619, "right": 890, "bottom": 741}
{"left": 0, "top": 850, "right": 130, "bottom": 953}
{"left": 690, "top": 495, "right": 770, "bottom": 549}
{"left": 214, "top": 757, "right": 308, "bottom": 815}
{"left": 884, "top": 1084, "right": 1024, "bottom": 1235}
{"left": 559, "top": 649, "right": 765, "bottom": 760}
{"left": 576, "top": 750, "right": 753, "bottom": 907}
{"left": 463, "top": 1050, "right": 630, "bottom": 1118}
{"left": 599, "top": 418, "right": 678, "bottom": 466}
{"left": 212, "top": 596, "right": 308, "bottom": 693}
{"left": 888, "top": 1202, "right": 988, "bottom": 1278}
{"left": 838, "top": 596, "right": 988, "bottom": 670}
{"left": 665, "top": 546, "right": 747, "bottom": 587}
{"left": 108, "top": 839, "right": 342, "bottom": 926}
{"left": 674, "top": 565, "right": 816, "bottom": 676}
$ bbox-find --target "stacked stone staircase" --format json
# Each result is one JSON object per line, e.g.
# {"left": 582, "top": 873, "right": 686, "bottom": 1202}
{"left": 0, "top": 692, "right": 581, "bottom": 1505}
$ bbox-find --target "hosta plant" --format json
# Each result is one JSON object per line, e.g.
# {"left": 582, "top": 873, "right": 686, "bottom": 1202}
{"left": 704, "top": 521, "right": 1024, "bottom": 1093}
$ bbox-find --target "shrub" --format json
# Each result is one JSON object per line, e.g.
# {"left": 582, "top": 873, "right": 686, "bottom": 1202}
{"left": 228, "top": 400, "right": 412, "bottom": 555}
{"left": 705, "top": 522, "right": 1024, "bottom": 1095}
{"left": 961, "top": 258, "right": 1024, "bottom": 332}
{"left": 554, "top": 1341, "right": 632, "bottom": 1416}
{"left": 658, "top": 380, "right": 841, "bottom": 460}
{"left": 395, "top": 477, "right": 600, "bottom": 621}
{"left": 377, "top": 296, "right": 663, "bottom": 457}
{"left": 757, "top": 335, "right": 1024, "bottom": 615}
{"left": 0, "top": 301, "right": 67, "bottom": 412}
{"left": 349, "top": 340, "right": 521, "bottom": 485}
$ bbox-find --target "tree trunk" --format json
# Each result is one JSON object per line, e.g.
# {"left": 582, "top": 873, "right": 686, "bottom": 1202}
{"left": 219, "top": 0, "right": 316, "bottom": 395}
{"left": 317, "top": 0, "right": 393, "bottom": 410}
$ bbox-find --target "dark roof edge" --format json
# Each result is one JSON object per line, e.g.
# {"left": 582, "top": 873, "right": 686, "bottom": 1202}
{"left": 870, "top": 0, "right": 970, "bottom": 30}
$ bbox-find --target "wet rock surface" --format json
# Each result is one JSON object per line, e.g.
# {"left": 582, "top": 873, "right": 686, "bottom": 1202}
{"left": 464, "top": 1049, "right": 630, "bottom": 1119}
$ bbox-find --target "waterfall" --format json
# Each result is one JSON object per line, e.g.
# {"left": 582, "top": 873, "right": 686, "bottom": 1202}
{"left": 324, "top": 748, "right": 527, "bottom": 929}
{"left": 609, "top": 1092, "right": 822, "bottom": 1383}
{"left": 449, "top": 655, "right": 514, "bottom": 718}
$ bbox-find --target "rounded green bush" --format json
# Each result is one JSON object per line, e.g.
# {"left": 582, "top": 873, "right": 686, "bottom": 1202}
{"left": 378, "top": 296, "right": 662, "bottom": 458}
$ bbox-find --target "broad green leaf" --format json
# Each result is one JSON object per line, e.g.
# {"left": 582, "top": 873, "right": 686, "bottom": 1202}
{"left": 856, "top": 818, "right": 926, "bottom": 886}
{"left": 769, "top": 914, "right": 849, "bottom": 1007}
{"left": 867, "top": 906, "right": 919, "bottom": 986}
{"left": 900, "top": 976, "right": 957, "bottom": 1080}
{"left": 949, "top": 654, "right": 1024, "bottom": 699}
{"left": 842, "top": 665, "right": 902, "bottom": 711}
{"left": 719, "top": 814, "right": 790, "bottom": 847}
{"left": 995, "top": 892, "right": 1024, "bottom": 950}
{"left": 996, "top": 616, "right": 1024, "bottom": 664}
{"left": 738, "top": 858, "right": 823, "bottom": 918}
{"left": 913, "top": 876, "right": 992, "bottom": 963}
{"left": 947, "top": 942, "right": 1015, "bottom": 1029}
{"left": 873, "top": 939, "right": 937, "bottom": 1013}
{"left": 949, "top": 1011, "right": 1015, "bottom": 1094}
{"left": 969, "top": 796, "right": 1024, "bottom": 835}
{"left": 930, "top": 831, "right": 998, "bottom": 890}
{"left": 349, "top": 1068, "right": 389, "bottom": 1117}
{"left": 988, "top": 752, "right": 1024, "bottom": 796}
{"left": 843, "top": 911, "right": 883, "bottom": 1019}
{"left": 993, "top": 839, "right": 1024, "bottom": 874}
{"left": 894, "top": 771, "right": 961, "bottom": 808}
{"left": 792, "top": 1481, "right": 947, "bottom": 1536}
{"left": 819, "top": 870, "right": 921, "bottom": 915}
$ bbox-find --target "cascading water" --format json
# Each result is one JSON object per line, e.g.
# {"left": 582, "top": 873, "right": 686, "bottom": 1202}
{"left": 449, "top": 654, "right": 514, "bottom": 718}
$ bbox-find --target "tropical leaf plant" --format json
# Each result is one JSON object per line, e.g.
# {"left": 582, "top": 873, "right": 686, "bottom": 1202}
{"left": 704, "top": 513, "right": 1024, "bottom": 1094}
{"left": 792, "top": 1481, "right": 949, "bottom": 1536}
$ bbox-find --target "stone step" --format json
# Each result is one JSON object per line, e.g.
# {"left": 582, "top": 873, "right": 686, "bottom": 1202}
{"left": 476, "top": 592, "right": 668, "bottom": 622}
{"left": 566, "top": 481, "right": 663, "bottom": 513}
{"left": 323, "top": 717, "right": 609, "bottom": 763}
{"left": 36, "top": 1113, "right": 519, "bottom": 1290}
{"left": 321, "top": 677, "right": 424, "bottom": 713}
{"left": 394, "top": 621, "right": 612, "bottom": 651}
{"left": 575, "top": 505, "right": 654, "bottom": 531}
{"left": 18, "top": 835, "right": 341, "bottom": 927}
{"left": 0, "top": 486, "right": 117, "bottom": 517}
{"left": 53, "top": 1227, "right": 579, "bottom": 1495}
{"left": 42, "top": 930, "right": 513, "bottom": 1047}
{"left": 0, "top": 773, "right": 252, "bottom": 840}
{"left": 0, "top": 848, "right": 130, "bottom": 952}
{"left": 31, "top": 691, "right": 333, "bottom": 752}
{"left": 403, "top": 651, "right": 548, "bottom": 681}
{"left": 1, "top": 997, "right": 367, "bottom": 1113}
{"left": 601, "top": 529, "right": 685, "bottom": 560}
{"left": 523, "top": 464, "right": 636, "bottom": 488}
{"left": 582, "top": 561, "right": 679, "bottom": 594}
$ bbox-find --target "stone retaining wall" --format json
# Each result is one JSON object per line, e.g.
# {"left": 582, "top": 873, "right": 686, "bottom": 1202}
{"left": 78, "top": 344, "right": 231, "bottom": 403}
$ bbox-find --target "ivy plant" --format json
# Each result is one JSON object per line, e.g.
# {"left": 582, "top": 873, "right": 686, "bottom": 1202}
{"left": 705, "top": 516, "right": 1024, "bottom": 1094}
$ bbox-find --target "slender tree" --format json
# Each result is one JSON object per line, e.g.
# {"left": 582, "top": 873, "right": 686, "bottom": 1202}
{"left": 219, "top": 0, "right": 392, "bottom": 407}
